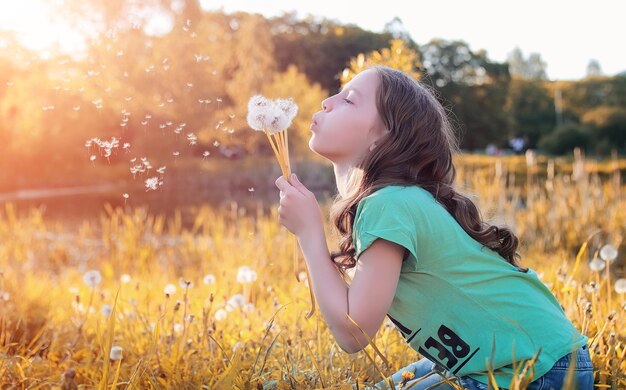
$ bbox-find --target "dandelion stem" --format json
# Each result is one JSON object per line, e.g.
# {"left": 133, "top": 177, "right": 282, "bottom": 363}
{"left": 264, "top": 129, "right": 286, "bottom": 177}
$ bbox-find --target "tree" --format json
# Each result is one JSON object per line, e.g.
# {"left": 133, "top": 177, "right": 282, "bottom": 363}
{"left": 506, "top": 46, "right": 548, "bottom": 80}
{"left": 504, "top": 79, "right": 556, "bottom": 148}
{"left": 340, "top": 38, "right": 423, "bottom": 86}
{"left": 586, "top": 59, "right": 603, "bottom": 78}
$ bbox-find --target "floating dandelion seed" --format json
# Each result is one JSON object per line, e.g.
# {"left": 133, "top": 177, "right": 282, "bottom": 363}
{"left": 157, "top": 166, "right": 166, "bottom": 175}
{"left": 202, "top": 151, "right": 210, "bottom": 160}
{"left": 589, "top": 257, "right": 606, "bottom": 272}
{"left": 90, "top": 155, "right": 96, "bottom": 162}
{"left": 122, "top": 193, "right": 129, "bottom": 203}
{"left": 1, "top": 292, "right": 9, "bottom": 301}
{"left": 109, "top": 346, "right": 123, "bottom": 360}
{"left": 164, "top": 283, "right": 176, "bottom": 296}
{"left": 73, "top": 106, "right": 80, "bottom": 111}
{"left": 600, "top": 244, "right": 618, "bottom": 262}
{"left": 203, "top": 274, "right": 216, "bottom": 285}
{"left": 248, "top": 187, "right": 255, "bottom": 192}
{"left": 213, "top": 141, "right": 219, "bottom": 147}
{"left": 123, "top": 143, "right": 130, "bottom": 151}
{"left": 83, "top": 269, "right": 102, "bottom": 287}
{"left": 187, "top": 133, "right": 198, "bottom": 145}
{"left": 186, "top": 82, "right": 193, "bottom": 87}
{"left": 145, "top": 177, "right": 159, "bottom": 191}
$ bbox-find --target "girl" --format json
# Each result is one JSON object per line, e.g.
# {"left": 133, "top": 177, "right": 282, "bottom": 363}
{"left": 273, "top": 65, "right": 593, "bottom": 389}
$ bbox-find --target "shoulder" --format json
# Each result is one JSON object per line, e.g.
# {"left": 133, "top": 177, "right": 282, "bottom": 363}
{"left": 356, "top": 185, "right": 435, "bottom": 215}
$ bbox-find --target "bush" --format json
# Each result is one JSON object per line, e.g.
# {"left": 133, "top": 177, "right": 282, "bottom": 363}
{"left": 538, "top": 122, "right": 593, "bottom": 155}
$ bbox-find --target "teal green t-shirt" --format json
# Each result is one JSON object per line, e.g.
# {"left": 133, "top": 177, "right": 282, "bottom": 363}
{"left": 352, "top": 185, "right": 588, "bottom": 389}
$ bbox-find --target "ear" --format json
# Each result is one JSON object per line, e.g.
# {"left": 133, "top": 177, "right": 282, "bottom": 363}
{"left": 369, "top": 143, "right": 377, "bottom": 151}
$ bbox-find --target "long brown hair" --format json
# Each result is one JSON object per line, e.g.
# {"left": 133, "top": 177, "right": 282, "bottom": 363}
{"left": 329, "top": 65, "right": 528, "bottom": 274}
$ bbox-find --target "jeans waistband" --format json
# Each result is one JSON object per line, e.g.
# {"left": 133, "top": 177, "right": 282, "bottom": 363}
{"left": 551, "top": 344, "right": 592, "bottom": 369}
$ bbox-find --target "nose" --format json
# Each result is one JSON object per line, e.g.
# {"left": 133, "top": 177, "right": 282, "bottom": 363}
{"left": 321, "top": 97, "right": 330, "bottom": 112}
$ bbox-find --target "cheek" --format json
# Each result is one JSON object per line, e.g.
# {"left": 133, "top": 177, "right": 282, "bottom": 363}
{"left": 309, "top": 121, "right": 368, "bottom": 156}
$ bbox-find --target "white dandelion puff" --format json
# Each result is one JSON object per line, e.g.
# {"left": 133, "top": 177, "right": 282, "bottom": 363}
{"left": 214, "top": 308, "right": 227, "bottom": 321}
{"left": 589, "top": 258, "right": 605, "bottom": 272}
{"left": 203, "top": 274, "right": 216, "bottom": 285}
{"left": 615, "top": 279, "right": 626, "bottom": 294}
{"left": 236, "top": 266, "right": 257, "bottom": 283}
{"left": 600, "top": 244, "right": 618, "bottom": 263}
{"left": 164, "top": 283, "right": 176, "bottom": 296}
{"left": 82, "top": 270, "right": 102, "bottom": 287}
{"left": 101, "top": 304, "right": 113, "bottom": 317}
{"left": 120, "top": 274, "right": 131, "bottom": 283}
{"left": 109, "top": 346, "right": 123, "bottom": 360}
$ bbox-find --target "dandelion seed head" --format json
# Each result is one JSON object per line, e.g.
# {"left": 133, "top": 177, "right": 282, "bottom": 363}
{"left": 236, "top": 266, "right": 257, "bottom": 283}
{"left": 589, "top": 258, "right": 605, "bottom": 272}
{"left": 120, "top": 274, "right": 131, "bottom": 283}
{"left": 214, "top": 308, "right": 227, "bottom": 321}
{"left": 82, "top": 269, "right": 102, "bottom": 287}
{"left": 600, "top": 244, "right": 618, "bottom": 262}
{"left": 203, "top": 274, "right": 216, "bottom": 285}
{"left": 101, "top": 304, "right": 113, "bottom": 317}
{"left": 164, "top": 283, "right": 176, "bottom": 296}
{"left": 615, "top": 278, "right": 626, "bottom": 294}
{"left": 145, "top": 177, "right": 159, "bottom": 191}
{"left": 109, "top": 346, "right": 123, "bottom": 360}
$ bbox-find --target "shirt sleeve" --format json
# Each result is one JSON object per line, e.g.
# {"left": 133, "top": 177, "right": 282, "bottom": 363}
{"left": 353, "top": 190, "right": 420, "bottom": 271}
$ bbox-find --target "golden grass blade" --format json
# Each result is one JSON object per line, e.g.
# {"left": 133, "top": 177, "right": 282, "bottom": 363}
{"left": 303, "top": 262, "right": 317, "bottom": 320}
{"left": 563, "top": 230, "right": 601, "bottom": 293}
{"left": 110, "top": 359, "right": 122, "bottom": 390}
{"left": 348, "top": 332, "right": 392, "bottom": 388}
{"left": 303, "top": 335, "right": 326, "bottom": 388}
{"left": 99, "top": 287, "right": 120, "bottom": 390}
{"left": 345, "top": 313, "right": 390, "bottom": 368}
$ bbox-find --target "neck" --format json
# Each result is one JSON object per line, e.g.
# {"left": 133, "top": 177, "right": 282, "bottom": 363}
{"left": 333, "top": 162, "right": 354, "bottom": 198}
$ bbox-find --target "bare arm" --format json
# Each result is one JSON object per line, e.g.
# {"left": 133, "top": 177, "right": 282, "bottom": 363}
{"left": 297, "top": 228, "right": 404, "bottom": 353}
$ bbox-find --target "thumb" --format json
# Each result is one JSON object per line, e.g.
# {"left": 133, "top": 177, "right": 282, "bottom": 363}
{"left": 290, "top": 173, "right": 308, "bottom": 192}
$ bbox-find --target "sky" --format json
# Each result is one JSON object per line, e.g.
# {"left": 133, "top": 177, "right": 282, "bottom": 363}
{"left": 0, "top": 0, "right": 624, "bottom": 81}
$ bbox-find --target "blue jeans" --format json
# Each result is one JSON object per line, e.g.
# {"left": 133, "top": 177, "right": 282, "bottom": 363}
{"left": 364, "top": 344, "right": 593, "bottom": 389}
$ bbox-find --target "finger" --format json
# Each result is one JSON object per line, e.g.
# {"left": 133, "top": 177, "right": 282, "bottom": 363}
{"left": 289, "top": 173, "right": 309, "bottom": 195}
{"left": 275, "top": 176, "right": 292, "bottom": 192}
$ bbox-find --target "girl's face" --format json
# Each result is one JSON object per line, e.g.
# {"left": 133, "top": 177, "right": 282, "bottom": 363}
{"left": 309, "top": 69, "right": 388, "bottom": 165}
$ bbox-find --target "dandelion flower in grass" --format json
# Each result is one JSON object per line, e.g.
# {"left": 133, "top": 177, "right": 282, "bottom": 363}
{"left": 179, "top": 277, "right": 193, "bottom": 289}
{"left": 589, "top": 257, "right": 605, "bottom": 272}
{"left": 214, "top": 308, "right": 227, "bottom": 321}
{"left": 615, "top": 279, "right": 626, "bottom": 294}
{"left": 173, "top": 323, "right": 184, "bottom": 334}
{"left": 101, "top": 303, "right": 113, "bottom": 317}
{"left": 109, "top": 346, "right": 123, "bottom": 360}
{"left": 236, "top": 266, "right": 257, "bottom": 283}
{"left": 1, "top": 292, "right": 9, "bottom": 301}
{"left": 203, "top": 274, "right": 216, "bottom": 285}
{"left": 600, "top": 244, "right": 618, "bottom": 263}
{"left": 225, "top": 294, "right": 245, "bottom": 311}
{"left": 120, "top": 273, "right": 132, "bottom": 283}
{"left": 83, "top": 269, "right": 102, "bottom": 287}
{"left": 242, "top": 302, "right": 255, "bottom": 313}
{"left": 164, "top": 283, "right": 176, "bottom": 296}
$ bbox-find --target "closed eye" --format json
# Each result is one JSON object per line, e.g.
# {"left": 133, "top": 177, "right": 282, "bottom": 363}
{"left": 343, "top": 98, "right": 353, "bottom": 104}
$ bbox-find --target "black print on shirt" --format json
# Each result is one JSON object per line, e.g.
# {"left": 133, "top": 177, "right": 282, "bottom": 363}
{"left": 387, "top": 314, "right": 480, "bottom": 374}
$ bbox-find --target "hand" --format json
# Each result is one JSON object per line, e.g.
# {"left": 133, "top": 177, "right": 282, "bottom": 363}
{"left": 274, "top": 173, "right": 324, "bottom": 238}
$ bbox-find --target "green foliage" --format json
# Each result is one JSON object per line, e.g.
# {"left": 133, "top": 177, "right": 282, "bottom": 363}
{"left": 538, "top": 123, "right": 593, "bottom": 155}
